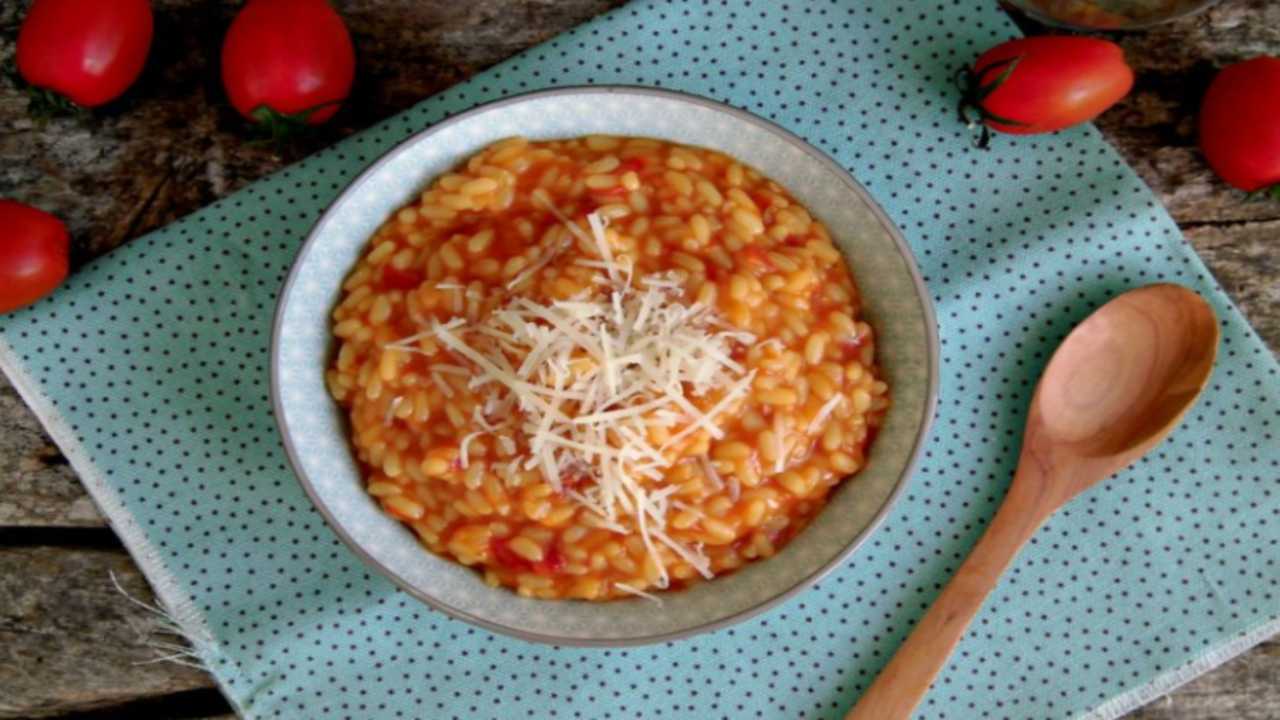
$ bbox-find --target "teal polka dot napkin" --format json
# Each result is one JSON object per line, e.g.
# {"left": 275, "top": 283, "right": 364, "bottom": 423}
{"left": 2, "top": 1, "right": 1276, "bottom": 718}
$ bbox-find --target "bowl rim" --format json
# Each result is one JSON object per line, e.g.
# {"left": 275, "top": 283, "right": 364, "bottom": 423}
{"left": 270, "top": 84, "right": 940, "bottom": 647}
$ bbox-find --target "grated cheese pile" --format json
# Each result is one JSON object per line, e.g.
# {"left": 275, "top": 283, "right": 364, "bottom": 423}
{"left": 421, "top": 209, "right": 756, "bottom": 589}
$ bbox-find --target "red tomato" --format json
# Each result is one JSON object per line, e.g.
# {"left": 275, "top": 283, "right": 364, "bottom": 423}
{"left": 221, "top": 0, "right": 356, "bottom": 126}
{"left": 0, "top": 201, "right": 71, "bottom": 313}
{"left": 961, "top": 36, "right": 1133, "bottom": 142}
{"left": 15, "top": 0, "right": 153, "bottom": 108}
{"left": 1199, "top": 56, "right": 1280, "bottom": 194}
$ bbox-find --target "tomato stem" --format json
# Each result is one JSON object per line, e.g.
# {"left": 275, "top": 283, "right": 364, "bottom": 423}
{"left": 247, "top": 99, "right": 344, "bottom": 146}
{"left": 956, "top": 54, "right": 1030, "bottom": 150}
{"left": 1245, "top": 184, "right": 1280, "bottom": 203}
{"left": 2, "top": 59, "right": 86, "bottom": 123}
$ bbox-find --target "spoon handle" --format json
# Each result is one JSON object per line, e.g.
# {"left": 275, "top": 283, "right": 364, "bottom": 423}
{"left": 845, "top": 474, "right": 1045, "bottom": 720}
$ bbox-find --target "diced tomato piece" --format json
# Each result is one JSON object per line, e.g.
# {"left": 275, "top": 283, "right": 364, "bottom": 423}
{"left": 783, "top": 235, "right": 807, "bottom": 248}
{"left": 533, "top": 545, "right": 565, "bottom": 576}
{"left": 590, "top": 185, "right": 629, "bottom": 203}
{"left": 489, "top": 538, "right": 532, "bottom": 572}
{"left": 560, "top": 466, "right": 591, "bottom": 490}
{"left": 618, "top": 157, "right": 647, "bottom": 174}
{"left": 741, "top": 246, "right": 775, "bottom": 271}
{"left": 837, "top": 335, "right": 865, "bottom": 361}
{"left": 402, "top": 352, "right": 432, "bottom": 378}
{"left": 449, "top": 217, "right": 484, "bottom": 237}
{"left": 381, "top": 265, "right": 422, "bottom": 291}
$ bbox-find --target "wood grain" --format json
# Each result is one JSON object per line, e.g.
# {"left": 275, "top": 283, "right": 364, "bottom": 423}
{"left": 849, "top": 467, "right": 1047, "bottom": 719}
{"left": 0, "top": 0, "right": 1276, "bottom": 717}
{"left": 1129, "top": 639, "right": 1280, "bottom": 720}
{"left": 1182, "top": 220, "right": 1280, "bottom": 345}
{"left": 1099, "top": 0, "right": 1280, "bottom": 225}
{"left": 849, "top": 286, "right": 1220, "bottom": 720}
{"left": 0, "top": 543, "right": 226, "bottom": 718}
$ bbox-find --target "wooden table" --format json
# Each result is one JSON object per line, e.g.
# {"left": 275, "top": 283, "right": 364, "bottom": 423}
{"left": 1, "top": 1, "right": 1276, "bottom": 717}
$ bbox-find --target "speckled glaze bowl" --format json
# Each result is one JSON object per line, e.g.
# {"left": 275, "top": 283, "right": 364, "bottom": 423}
{"left": 271, "top": 86, "right": 938, "bottom": 646}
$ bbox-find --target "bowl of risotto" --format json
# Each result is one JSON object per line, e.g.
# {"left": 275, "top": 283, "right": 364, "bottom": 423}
{"left": 272, "top": 86, "right": 938, "bottom": 645}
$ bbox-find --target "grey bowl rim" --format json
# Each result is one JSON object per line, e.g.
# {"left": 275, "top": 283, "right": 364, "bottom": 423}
{"left": 269, "top": 84, "right": 940, "bottom": 647}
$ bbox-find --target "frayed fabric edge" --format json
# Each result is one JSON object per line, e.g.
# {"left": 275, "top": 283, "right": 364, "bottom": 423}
{"left": 0, "top": 337, "right": 253, "bottom": 719}
{"left": 1074, "top": 615, "right": 1280, "bottom": 719}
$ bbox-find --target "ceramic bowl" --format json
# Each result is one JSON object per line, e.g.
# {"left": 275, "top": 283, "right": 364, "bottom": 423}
{"left": 271, "top": 86, "right": 938, "bottom": 646}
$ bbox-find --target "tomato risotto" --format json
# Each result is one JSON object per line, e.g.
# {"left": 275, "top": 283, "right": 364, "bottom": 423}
{"left": 327, "top": 136, "right": 888, "bottom": 601}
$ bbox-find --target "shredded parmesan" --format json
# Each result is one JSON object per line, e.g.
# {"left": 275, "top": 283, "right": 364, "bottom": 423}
{"left": 458, "top": 430, "right": 484, "bottom": 469}
{"left": 432, "top": 364, "right": 470, "bottom": 376}
{"left": 497, "top": 435, "right": 516, "bottom": 456}
{"left": 807, "top": 394, "right": 843, "bottom": 435}
{"left": 384, "top": 318, "right": 465, "bottom": 351}
{"left": 772, "top": 411, "right": 788, "bottom": 474}
{"left": 383, "top": 396, "right": 404, "bottom": 425}
{"left": 614, "top": 582, "right": 663, "bottom": 604}
{"left": 698, "top": 455, "right": 723, "bottom": 492}
{"left": 586, "top": 211, "right": 619, "bottom": 283}
{"left": 419, "top": 208, "right": 756, "bottom": 584}
{"left": 506, "top": 236, "right": 571, "bottom": 290}
{"left": 431, "top": 370, "right": 455, "bottom": 398}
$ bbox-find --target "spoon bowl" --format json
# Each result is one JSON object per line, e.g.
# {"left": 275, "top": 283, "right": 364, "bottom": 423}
{"left": 847, "top": 284, "right": 1218, "bottom": 720}
{"left": 1036, "top": 284, "right": 1219, "bottom": 462}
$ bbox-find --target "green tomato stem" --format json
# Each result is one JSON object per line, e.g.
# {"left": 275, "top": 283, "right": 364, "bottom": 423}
{"left": 956, "top": 54, "right": 1030, "bottom": 150}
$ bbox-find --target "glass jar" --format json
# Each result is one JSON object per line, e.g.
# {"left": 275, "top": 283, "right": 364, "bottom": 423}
{"left": 1002, "top": 0, "right": 1222, "bottom": 30}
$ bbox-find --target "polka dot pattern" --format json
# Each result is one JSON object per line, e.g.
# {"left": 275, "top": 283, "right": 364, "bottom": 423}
{"left": 0, "top": 2, "right": 1276, "bottom": 719}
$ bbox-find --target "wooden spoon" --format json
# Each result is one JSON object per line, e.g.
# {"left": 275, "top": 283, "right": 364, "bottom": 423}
{"left": 846, "top": 283, "right": 1218, "bottom": 720}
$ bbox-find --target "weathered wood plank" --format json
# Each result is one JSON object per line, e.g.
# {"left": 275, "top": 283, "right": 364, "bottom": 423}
{"left": 1184, "top": 219, "right": 1280, "bottom": 350}
{"left": 1098, "top": 0, "right": 1280, "bottom": 225}
{"left": 1130, "top": 640, "right": 1280, "bottom": 720}
{"left": 0, "top": 545, "right": 223, "bottom": 719}
{"left": 0, "top": 538, "right": 1273, "bottom": 720}
{"left": 0, "top": 0, "right": 626, "bottom": 260}
{"left": 0, "top": 381, "right": 104, "bottom": 527}
{"left": 0, "top": 0, "right": 622, "bottom": 527}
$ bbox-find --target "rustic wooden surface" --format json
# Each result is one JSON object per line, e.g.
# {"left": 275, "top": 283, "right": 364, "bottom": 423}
{"left": 0, "top": 0, "right": 1276, "bottom": 717}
